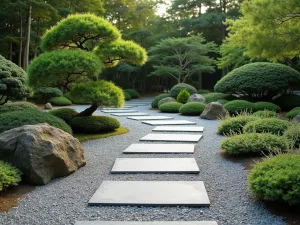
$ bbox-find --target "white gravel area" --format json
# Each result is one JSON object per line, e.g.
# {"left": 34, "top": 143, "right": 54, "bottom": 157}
{"left": 0, "top": 99, "right": 286, "bottom": 225}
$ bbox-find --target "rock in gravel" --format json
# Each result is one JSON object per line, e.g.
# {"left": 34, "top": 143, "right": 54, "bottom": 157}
{"left": 188, "top": 94, "right": 206, "bottom": 103}
{"left": 295, "top": 115, "right": 300, "bottom": 123}
{"left": 44, "top": 102, "right": 53, "bottom": 109}
{"left": 158, "top": 97, "right": 176, "bottom": 107}
{"left": 0, "top": 123, "right": 86, "bottom": 185}
{"left": 200, "top": 102, "right": 228, "bottom": 120}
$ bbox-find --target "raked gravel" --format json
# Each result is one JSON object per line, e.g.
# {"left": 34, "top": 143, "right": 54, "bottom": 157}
{"left": 0, "top": 99, "right": 286, "bottom": 225}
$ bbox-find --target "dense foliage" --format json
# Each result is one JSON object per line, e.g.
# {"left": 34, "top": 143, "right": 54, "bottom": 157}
{"left": 202, "top": 92, "right": 235, "bottom": 103}
{"left": 123, "top": 91, "right": 131, "bottom": 101}
{"left": 249, "top": 154, "right": 300, "bottom": 205}
{"left": 243, "top": 118, "right": 291, "bottom": 135}
{"left": 0, "top": 102, "right": 39, "bottom": 113}
{"left": 177, "top": 89, "right": 190, "bottom": 104}
{"left": 71, "top": 116, "right": 120, "bottom": 133}
{"left": 34, "top": 87, "right": 63, "bottom": 103}
{"left": 287, "top": 107, "right": 300, "bottom": 119}
{"left": 49, "top": 108, "right": 78, "bottom": 124}
{"left": 179, "top": 102, "right": 206, "bottom": 115}
{"left": 0, "top": 55, "right": 29, "bottom": 104}
{"left": 253, "top": 102, "right": 280, "bottom": 112}
{"left": 221, "top": 133, "right": 287, "bottom": 155}
{"left": 159, "top": 102, "right": 183, "bottom": 113}
{"left": 123, "top": 89, "right": 140, "bottom": 98}
{"left": 0, "top": 161, "right": 22, "bottom": 192}
{"left": 224, "top": 100, "right": 254, "bottom": 114}
{"left": 215, "top": 63, "right": 300, "bottom": 101}
{"left": 217, "top": 115, "right": 259, "bottom": 135}
{"left": 253, "top": 110, "right": 279, "bottom": 118}
{"left": 49, "top": 97, "right": 72, "bottom": 106}
{"left": 273, "top": 94, "right": 300, "bottom": 111}
{"left": 284, "top": 125, "right": 300, "bottom": 148}
{"left": 0, "top": 109, "right": 72, "bottom": 134}
{"left": 169, "top": 83, "right": 197, "bottom": 98}
{"left": 151, "top": 93, "right": 171, "bottom": 108}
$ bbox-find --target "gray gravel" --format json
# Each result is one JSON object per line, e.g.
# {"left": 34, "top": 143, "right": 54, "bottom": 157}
{"left": 0, "top": 98, "right": 286, "bottom": 225}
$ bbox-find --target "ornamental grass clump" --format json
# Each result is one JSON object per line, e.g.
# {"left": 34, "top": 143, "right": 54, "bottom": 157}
{"left": 243, "top": 118, "right": 291, "bottom": 135}
{"left": 284, "top": 124, "right": 300, "bottom": 149}
{"left": 253, "top": 110, "right": 279, "bottom": 118}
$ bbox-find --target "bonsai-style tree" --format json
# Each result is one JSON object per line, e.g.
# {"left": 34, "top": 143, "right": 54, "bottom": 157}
{"left": 28, "top": 13, "right": 147, "bottom": 116}
{"left": 0, "top": 55, "right": 29, "bottom": 104}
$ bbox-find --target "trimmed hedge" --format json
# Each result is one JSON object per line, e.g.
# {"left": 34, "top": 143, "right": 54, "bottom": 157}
{"left": 217, "top": 115, "right": 259, "bottom": 135}
{"left": 0, "top": 161, "right": 22, "bottom": 192}
{"left": 179, "top": 102, "right": 206, "bottom": 115}
{"left": 202, "top": 92, "right": 235, "bottom": 103}
{"left": 249, "top": 154, "right": 300, "bottom": 205}
{"left": 169, "top": 83, "right": 197, "bottom": 98}
{"left": 197, "top": 90, "right": 210, "bottom": 94}
{"left": 71, "top": 116, "right": 120, "bottom": 133}
{"left": 243, "top": 118, "right": 290, "bottom": 135}
{"left": 284, "top": 125, "right": 300, "bottom": 148}
{"left": 151, "top": 93, "right": 170, "bottom": 108}
{"left": 124, "top": 89, "right": 140, "bottom": 98}
{"left": 287, "top": 107, "right": 300, "bottom": 119}
{"left": 123, "top": 91, "right": 131, "bottom": 101}
{"left": 0, "top": 109, "right": 72, "bottom": 134}
{"left": 253, "top": 102, "right": 280, "bottom": 112}
{"left": 49, "top": 96, "right": 72, "bottom": 106}
{"left": 221, "top": 133, "right": 287, "bottom": 155}
{"left": 214, "top": 62, "right": 300, "bottom": 101}
{"left": 253, "top": 110, "right": 279, "bottom": 118}
{"left": 49, "top": 108, "right": 78, "bottom": 123}
{"left": 224, "top": 100, "right": 254, "bottom": 114}
{"left": 0, "top": 102, "right": 40, "bottom": 113}
{"left": 159, "top": 102, "right": 183, "bottom": 113}
{"left": 217, "top": 99, "right": 229, "bottom": 105}
{"left": 273, "top": 94, "right": 300, "bottom": 110}
{"left": 177, "top": 89, "right": 190, "bottom": 104}
{"left": 34, "top": 87, "right": 63, "bottom": 103}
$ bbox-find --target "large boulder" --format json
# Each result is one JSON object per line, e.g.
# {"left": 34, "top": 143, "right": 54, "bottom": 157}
{"left": 188, "top": 94, "right": 206, "bottom": 103}
{"left": 0, "top": 123, "right": 86, "bottom": 185}
{"left": 44, "top": 102, "right": 53, "bottom": 109}
{"left": 200, "top": 102, "right": 228, "bottom": 120}
{"left": 158, "top": 97, "right": 176, "bottom": 107}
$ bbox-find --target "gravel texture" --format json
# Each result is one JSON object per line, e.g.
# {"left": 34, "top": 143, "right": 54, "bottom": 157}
{"left": 0, "top": 98, "right": 286, "bottom": 225}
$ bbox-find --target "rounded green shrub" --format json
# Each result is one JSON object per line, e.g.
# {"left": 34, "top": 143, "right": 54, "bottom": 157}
{"left": 49, "top": 96, "right": 72, "bottom": 106}
{"left": 0, "top": 102, "right": 40, "bottom": 113}
{"left": 253, "top": 110, "right": 279, "bottom": 118}
{"left": 221, "top": 133, "right": 287, "bottom": 155}
{"left": 253, "top": 102, "right": 281, "bottom": 112}
{"left": 202, "top": 92, "right": 236, "bottom": 103}
{"left": 49, "top": 108, "right": 78, "bottom": 123}
{"left": 243, "top": 118, "right": 291, "bottom": 135}
{"left": 287, "top": 107, "right": 300, "bottom": 119}
{"left": 0, "top": 109, "right": 72, "bottom": 134}
{"left": 217, "top": 99, "right": 229, "bottom": 105}
{"left": 151, "top": 93, "right": 170, "bottom": 108}
{"left": 64, "top": 92, "right": 90, "bottom": 105}
{"left": 224, "top": 100, "right": 254, "bottom": 114}
{"left": 198, "top": 90, "right": 210, "bottom": 94}
{"left": 177, "top": 89, "right": 190, "bottom": 104}
{"left": 179, "top": 102, "right": 206, "bottom": 115}
{"left": 217, "top": 115, "right": 259, "bottom": 135}
{"left": 273, "top": 94, "right": 300, "bottom": 110}
{"left": 169, "top": 83, "right": 197, "bottom": 98}
{"left": 124, "top": 89, "right": 140, "bottom": 98}
{"left": 71, "top": 116, "right": 120, "bottom": 133}
{"left": 159, "top": 102, "right": 183, "bottom": 113}
{"left": 214, "top": 62, "right": 300, "bottom": 101}
{"left": 284, "top": 125, "right": 300, "bottom": 148}
{"left": 124, "top": 91, "right": 131, "bottom": 101}
{"left": 34, "top": 87, "right": 63, "bottom": 103}
{"left": 249, "top": 154, "right": 300, "bottom": 205}
{"left": 0, "top": 161, "right": 22, "bottom": 192}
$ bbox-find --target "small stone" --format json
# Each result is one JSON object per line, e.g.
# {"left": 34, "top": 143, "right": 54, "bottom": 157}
{"left": 44, "top": 102, "right": 52, "bottom": 109}
{"left": 294, "top": 114, "right": 300, "bottom": 123}
{"left": 188, "top": 93, "right": 206, "bottom": 103}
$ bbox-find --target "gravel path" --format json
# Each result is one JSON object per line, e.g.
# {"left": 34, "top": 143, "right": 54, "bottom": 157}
{"left": 0, "top": 99, "right": 286, "bottom": 225}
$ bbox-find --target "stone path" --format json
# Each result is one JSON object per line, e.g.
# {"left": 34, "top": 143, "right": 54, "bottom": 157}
{"left": 78, "top": 99, "right": 216, "bottom": 224}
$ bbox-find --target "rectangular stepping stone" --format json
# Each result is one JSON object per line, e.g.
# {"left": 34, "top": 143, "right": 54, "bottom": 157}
{"left": 111, "top": 158, "right": 199, "bottom": 173}
{"left": 123, "top": 143, "right": 195, "bottom": 154}
{"left": 153, "top": 126, "right": 204, "bottom": 132}
{"left": 101, "top": 110, "right": 138, "bottom": 113}
{"left": 100, "top": 107, "right": 132, "bottom": 110}
{"left": 142, "top": 120, "right": 197, "bottom": 126}
{"left": 75, "top": 221, "right": 218, "bottom": 225}
{"left": 88, "top": 181, "right": 210, "bottom": 206}
{"left": 140, "top": 134, "right": 202, "bottom": 142}
{"left": 128, "top": 116, "right": 173, "bottom": 120}
{"left": 111, "top": 113, "right": 150, "bottom": 117}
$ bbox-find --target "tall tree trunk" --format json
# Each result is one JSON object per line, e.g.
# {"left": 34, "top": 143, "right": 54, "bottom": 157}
{"left": 23, "top": 6, "right": 32, "bottom": 70}
{"left": 18, "top": 13, "right": 23, "bottom": 67}
{"left": 77, "top": 103, "right": 98, "bottom": 117}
